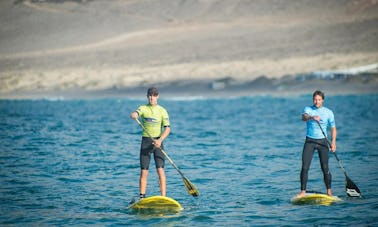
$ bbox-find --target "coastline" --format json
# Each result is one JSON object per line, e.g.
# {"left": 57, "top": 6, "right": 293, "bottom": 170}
{"left": 0, "top": 0, "right": 377, "bottom": 99}
{"left": 1, "top": 73, "right": 376, "bottom": 100}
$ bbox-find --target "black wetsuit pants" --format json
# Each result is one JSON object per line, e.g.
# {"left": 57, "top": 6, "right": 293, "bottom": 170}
{"left": 140, "top": 137, "right": 165, "bottom": 170}
{"left": 300, "top": 137, "right": 332, "bottom": 190}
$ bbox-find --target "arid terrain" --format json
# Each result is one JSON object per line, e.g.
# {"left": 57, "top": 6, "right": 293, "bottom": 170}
{"left": 0, "top": 0, "right": 377, "bottom": 98}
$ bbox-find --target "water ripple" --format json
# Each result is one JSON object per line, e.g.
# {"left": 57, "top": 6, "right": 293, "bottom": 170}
{"left": 0, "top": 96, "right": 377, "bottom": 226}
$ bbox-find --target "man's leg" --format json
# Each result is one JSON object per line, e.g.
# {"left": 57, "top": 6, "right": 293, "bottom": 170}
{"left": 298, "top": 139, "right": 315, "bottom": 197}
{"left": 140, "top": 169, "right": 148, "bottom": 197}
{"left": 318, "top": 141, "right": 332, "bottom": 196}
{"left": 157, "top": 167, "right": 166, "bottom": 196}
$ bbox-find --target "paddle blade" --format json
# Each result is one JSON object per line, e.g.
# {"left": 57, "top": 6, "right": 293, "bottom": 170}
{"left": 183, "top": 177, "right": 200, "bottom": 197}
{"left": 345, "top": 176, "right": 361, "bottom": 197}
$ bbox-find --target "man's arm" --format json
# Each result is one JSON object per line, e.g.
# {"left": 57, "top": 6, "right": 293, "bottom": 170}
{"left": 154, "top": 126, "right": 170, "bottom": 148}
{"left": 330, "top": 126, "right": 337, "bottom": 152}
{"left": 302, "top": 113, "right": 320, "bottom": 122}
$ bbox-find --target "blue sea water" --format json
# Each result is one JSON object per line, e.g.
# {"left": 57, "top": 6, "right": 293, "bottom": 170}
{"left": 1, "top": 94, "right": 377, "bottom": 226}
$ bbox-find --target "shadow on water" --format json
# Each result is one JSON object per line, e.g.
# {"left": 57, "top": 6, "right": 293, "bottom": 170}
{"left": 128, "top": 208, "right": 182, "bottom": 219}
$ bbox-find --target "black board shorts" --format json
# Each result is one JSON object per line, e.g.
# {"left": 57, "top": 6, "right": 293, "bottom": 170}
{"left": 140, "top": 137, "right": 165, "bottom": 170}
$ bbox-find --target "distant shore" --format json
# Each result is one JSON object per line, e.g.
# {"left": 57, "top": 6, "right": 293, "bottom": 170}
{"left": 1, "top": 73, "right": 376, "bottom": 100}
{"left": 1, "top": 0, "right": 377, "bottom": 99}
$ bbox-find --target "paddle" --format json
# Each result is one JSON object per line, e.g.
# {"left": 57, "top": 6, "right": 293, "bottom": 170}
{"left": 134, "top": 118, "right": 200, "bottom": 197}
{"left": 316, "top": 121, "right": 361, "bottom": 197}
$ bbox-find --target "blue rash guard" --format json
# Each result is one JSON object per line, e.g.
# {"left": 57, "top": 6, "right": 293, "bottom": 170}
{"left": 303, "top": 105, "right": 336, "bottom": 139}
{"left": 300, "top": 105, "right": 336, "bottom": 191}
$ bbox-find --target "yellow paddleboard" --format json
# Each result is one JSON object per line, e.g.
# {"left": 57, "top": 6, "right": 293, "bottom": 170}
{"left": 291, "top": 193, "right": 342, "bottom": 206}
{"left": 128, "top": 196, "right": 182, "bottom": 211}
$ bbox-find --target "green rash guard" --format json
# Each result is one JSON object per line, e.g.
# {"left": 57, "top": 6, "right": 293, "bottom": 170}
{"left": 135, "top": 104, "right": 170, "bottom": 138}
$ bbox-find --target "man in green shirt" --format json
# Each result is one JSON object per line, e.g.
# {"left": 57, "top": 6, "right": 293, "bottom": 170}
{"left": 130, "top": 87, "right": 170, "bottom": 198}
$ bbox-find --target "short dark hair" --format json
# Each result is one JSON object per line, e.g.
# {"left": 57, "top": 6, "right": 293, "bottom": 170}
{"left": 147, "top": 87, "right": 159, "bottom": 96}
{"left": 313, "top": 90, "right": 325, "bottom": 100}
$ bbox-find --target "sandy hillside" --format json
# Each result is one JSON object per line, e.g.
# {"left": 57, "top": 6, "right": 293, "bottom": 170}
{"left": 0, "top": 0, "right": 377, "bottom": 98}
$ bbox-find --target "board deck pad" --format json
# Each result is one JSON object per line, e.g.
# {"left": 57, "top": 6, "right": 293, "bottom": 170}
{"left": 128, "top": 195, "right": 182, "bottom": 211}
{"left": 291, "top": 193, "right": 342, "bottom": 206}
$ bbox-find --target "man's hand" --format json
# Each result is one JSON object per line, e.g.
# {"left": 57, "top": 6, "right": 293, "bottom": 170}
{"left": 153, "top": 139, "right": 162, "bottom": 148}
{"left": 302, "top": 113, "right": 320, "bottom": 122}
{"left": 330, "top": 141, "right": 337, "bottom": 152}
{"left": 130, "top": 112, "right": 138, "bottom": 119}
{"left": 312, "top": 115, "right": 320, "bottom": 122}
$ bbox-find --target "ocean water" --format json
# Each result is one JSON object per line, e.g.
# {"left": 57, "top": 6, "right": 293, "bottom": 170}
{"left": 1, "top": 94, "right": 377, "bottom": 226}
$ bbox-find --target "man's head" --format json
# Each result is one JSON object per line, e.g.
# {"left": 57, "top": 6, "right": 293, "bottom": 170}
{"left": 147, "top": 87, "right": 159, "bottom": 96}
{"left": 313, "top": 90, "right": 324, "bottom": 108}
{"left": 147, "top": 87, "right": 159, "bottom": 105}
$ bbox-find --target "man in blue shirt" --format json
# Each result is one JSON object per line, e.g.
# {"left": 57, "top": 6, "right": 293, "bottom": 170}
{"left": 297, "top": 90, "right": 337, "bottom": 197}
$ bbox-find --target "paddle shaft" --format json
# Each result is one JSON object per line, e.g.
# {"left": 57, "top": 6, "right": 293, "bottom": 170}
{"left": 134, "top": 118, "right": 186, "bottom": 178}
{"left": 316, "top": 120, "right": 361, "bottom": 197}
{"left": 134, "top": 118, "right": 200, "bottom": 197}
{"left": 315, "top": 121, "right": 348, "bottom": 176}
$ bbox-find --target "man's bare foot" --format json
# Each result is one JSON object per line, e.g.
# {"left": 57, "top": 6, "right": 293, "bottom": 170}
{"left": 296, "top": 190, "right": 306, "bottom": 198}
{"left": 327, "top": 189, "right": 332, "bottom": 197}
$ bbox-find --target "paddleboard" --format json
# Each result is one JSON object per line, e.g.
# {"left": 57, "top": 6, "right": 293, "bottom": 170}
{"left": 291, "top": 193, "right": 342, "bottom": 206}
{"left": 128, "top": 196, "right": 182, "bottom": 211}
